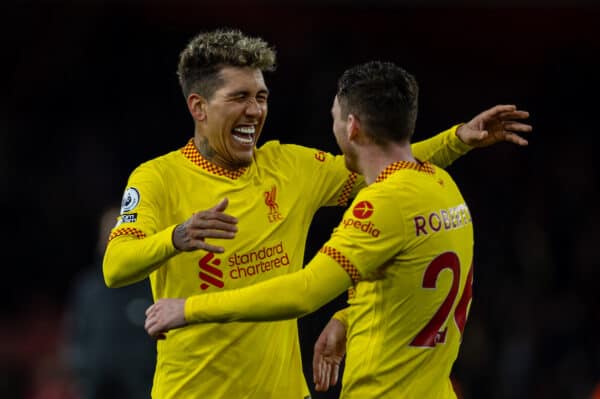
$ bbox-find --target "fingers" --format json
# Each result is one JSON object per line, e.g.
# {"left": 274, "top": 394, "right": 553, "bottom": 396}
{"left": 210, "top": 197, "right": 229, "bottom": 213}
{"left": 502, "top": 121, "right": 533, "bottom": 133}
{"left": 144, "top": 313, "right": 159, "bottom": 337}
{"left": 478, "top": 104, "right": 517, "bottom": 122}
{"left": 199, "top": 205, "right": 238, "bottom": 226}
{"left": 313, "top": 341, "right": 324, "bottom": 387}
{"left": 191, "top": 240, "right": 226, "bottom": 253}
{"left": 313, "top": 347, "right": 335, "bottom": 392}
{"left": 312, "top": 356, "right": 321, "bottom": 385}
{"left": 314, "top": 358, "right": 325, "bottom": 391}
{"left": 331, "top": 364, "right": 340, "bottom": 386}
{"left": 174, "top": 198, "right": 239, "bottom": 252}
{"left": 323, "top": 363, "right": 331, "bottom": 391}
{"left": 145, "top": 303, "right": 154, "bottom": 316}
{"left": 313, "top": 347, "right": 327, "bottom": 391}
{"left": 497, "top": 110, "right": 530, "bottom": 121}
{"left": 192, "top": 218, "right": 238, "bottom": 234}
{"left": 314, "top": 360, "right": 333, "bottom": 392}
{"left": 145, "top": 302, "right": 167, "bottom": 339}
{"left": 191, "top": 198, "right": 238, "bottom": 236}
{"left": 205, "top": 198, "right": 239, "bottom": 227}
{"left": 502, "top": 132, "right": 529, "bottom": 146}
{"left": 500, "top": 118, "right": 532, "bottom": 146}
{"left": 144, "top": 304, "right": 160, "bottom": 337}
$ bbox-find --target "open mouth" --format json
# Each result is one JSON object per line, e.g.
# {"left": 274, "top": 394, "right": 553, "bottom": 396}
{"left": 232, "top": 126, "right": 255, "bottom": 145}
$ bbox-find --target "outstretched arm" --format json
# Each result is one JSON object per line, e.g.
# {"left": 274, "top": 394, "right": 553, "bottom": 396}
{"left": 144, "top": 255, "right": 352, "bottom": 338}
{"left": 412, "top": 104, "right": 532, "bottom": 168}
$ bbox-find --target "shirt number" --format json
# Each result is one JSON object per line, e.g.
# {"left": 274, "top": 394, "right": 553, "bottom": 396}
{"left": 409, "top": 252, "right": 474, "bottom": 347}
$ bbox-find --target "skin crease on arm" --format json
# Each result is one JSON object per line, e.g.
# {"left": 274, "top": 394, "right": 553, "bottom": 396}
{"left": 144, "top": 255, "right": 353, "bottom": 337}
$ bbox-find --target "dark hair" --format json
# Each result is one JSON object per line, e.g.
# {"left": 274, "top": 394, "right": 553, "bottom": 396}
{"left": 336, "top": 61, "right": 419, "bottom": 145}
{"left": 177, "top": 28, "right": 277, "bottom": 99}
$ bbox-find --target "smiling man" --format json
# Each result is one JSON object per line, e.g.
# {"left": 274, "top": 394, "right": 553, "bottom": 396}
{"left": 103, "top": 29, "right": 531, "bottom": 399}
{"left": 187, "top": 66, "right": 269, "bottom": 169}
{"left": 145, "top": 59, "right": 476, "bottom": 399}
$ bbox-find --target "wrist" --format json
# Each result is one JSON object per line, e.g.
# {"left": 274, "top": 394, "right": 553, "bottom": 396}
{"left": 454, "top": 123, "right": 467, "bottom": 143}
{"left": 172, "top": 224, "right": 185, "bottom": 250}
{"left": 450, "top": 123, "right": 474, "bottom": 153}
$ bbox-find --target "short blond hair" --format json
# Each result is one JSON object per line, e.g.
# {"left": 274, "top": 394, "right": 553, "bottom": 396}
{"left": 177, "top": 28, "right": 276, "bottom": 99}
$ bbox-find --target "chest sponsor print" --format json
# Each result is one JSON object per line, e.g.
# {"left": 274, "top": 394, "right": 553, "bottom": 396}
{"left": 197, "top": 242, "right": 291, "bottom": 290}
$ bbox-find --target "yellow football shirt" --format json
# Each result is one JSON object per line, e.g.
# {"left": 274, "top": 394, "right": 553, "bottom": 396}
{"left": 322, "top": 161, "right": 474, "bottom": 399}
{"left": 104, "top": 126, "right": 469, "bottom": 399}
{"left": 108, "top": 139, "right": 359, "bottom": 399}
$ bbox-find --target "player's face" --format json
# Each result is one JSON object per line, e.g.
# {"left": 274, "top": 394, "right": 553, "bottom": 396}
{"left": 332, "top": 96, "right": 359, "bottom": 172}
{"left": 200, "top": 66, "right": 269, "bottom": 169}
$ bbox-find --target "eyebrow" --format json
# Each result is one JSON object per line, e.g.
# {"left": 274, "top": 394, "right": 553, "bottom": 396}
{"left": 227, "top": 89, "right": 270, "bottom": 97}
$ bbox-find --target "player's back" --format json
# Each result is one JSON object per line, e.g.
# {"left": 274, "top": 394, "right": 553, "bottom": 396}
{"left": 340, "top": 161, "right": 474, "bottom": 399}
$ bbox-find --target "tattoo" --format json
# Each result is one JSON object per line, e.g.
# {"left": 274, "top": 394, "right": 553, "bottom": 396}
{"left": 196, "top": 137, "right": 217, "bottom": 162}
{"left": 172, "top": 223, "right": 189, "bottom": 250}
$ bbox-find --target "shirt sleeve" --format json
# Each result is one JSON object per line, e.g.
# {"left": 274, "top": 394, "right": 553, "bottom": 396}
{"left": 184, "top": 254, "right": 352, "bottom": 322}
{"left": 320, "top": 188, "right": 408, "bottom": 282}
{"left": 102, "top": 163, "right": 179, "bottom": 288}
{"left": 411, "top": 124, "right": 472, "bottom": 168}
{"left": 332, "top": 307, "right": 351, "bottom": 329}
{"left": 281, "top": 143, "right": 366, "bottom": 207}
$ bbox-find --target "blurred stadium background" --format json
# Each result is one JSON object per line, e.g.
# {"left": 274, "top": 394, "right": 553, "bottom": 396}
{"left": 2, "top": 0, "right": 599, "bottom": 398}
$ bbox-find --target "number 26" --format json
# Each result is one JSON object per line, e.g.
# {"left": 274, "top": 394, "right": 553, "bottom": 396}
{"left": 410, "top": 252, "right": 474, "bottom": 348}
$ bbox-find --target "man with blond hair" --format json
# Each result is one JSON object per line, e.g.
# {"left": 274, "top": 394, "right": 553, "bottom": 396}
{"left": 106, "top": 29, "right": 531, "bottom": 399}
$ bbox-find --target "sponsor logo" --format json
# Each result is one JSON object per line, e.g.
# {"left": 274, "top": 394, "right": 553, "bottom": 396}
{"left": 352, "top": 201, "right": 374, "bottom": 219}
{"left": 121, "top": 213, "right": 137, "bottom": 223}
{"left": 342, "top": 218, "right": 380, "bottom": 237}
{"left": 121, "top": 187, "right": 140, "bottom": 213}
{"left": 228, "top": 241, "right": 290, "bottom": 279}
{"left": 314, "top": 151, "right": 326, "bottom": 162}
{"left": 198, "top": 253, "right": 224, "bottom": 290}
{"left": 264, "top": 185, "right": 283, "bottom": 223}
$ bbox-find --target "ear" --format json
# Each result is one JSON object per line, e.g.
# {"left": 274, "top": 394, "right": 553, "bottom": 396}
{"left": 187, "top": 93, "right": 208, "bottom": 121}
{"left": 347, "top": 113, "right": 361, "bottom": 142}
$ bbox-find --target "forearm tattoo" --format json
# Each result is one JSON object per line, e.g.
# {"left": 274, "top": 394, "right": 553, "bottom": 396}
{"left": 173, "top": 222, "right": 191, "bottom": 250}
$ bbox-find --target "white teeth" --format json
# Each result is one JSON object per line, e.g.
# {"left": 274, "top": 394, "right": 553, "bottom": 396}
{"left": 233, "top": 126, "right": 256, "bottom": 134}
{"left": 232, "top": 126, "right": 255, "bottom": 145}
{"left": 232, "top": 134, "right": 253, "bottom": 144}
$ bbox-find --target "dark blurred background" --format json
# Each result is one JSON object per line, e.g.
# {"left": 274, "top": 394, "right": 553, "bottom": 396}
{"left": 2, "top": 1, "right": 600, "bottom": 398}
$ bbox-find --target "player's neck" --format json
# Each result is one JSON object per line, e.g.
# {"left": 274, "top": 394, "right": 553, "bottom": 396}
{"left": 359, "top": 143, "right": 415, "bottom": 185}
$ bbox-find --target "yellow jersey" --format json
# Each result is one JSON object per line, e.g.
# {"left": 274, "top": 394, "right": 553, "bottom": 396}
{"left": 322, "top": 160, "right": 474, "bottom": 399}
{"left": 104, "top": 127, "right": 470, "bottom": 399}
